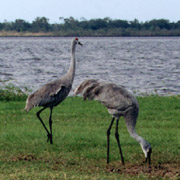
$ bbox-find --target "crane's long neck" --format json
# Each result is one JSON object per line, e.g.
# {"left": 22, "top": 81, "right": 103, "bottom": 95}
{"left": 126, "top": 120, "right": 150, "bottom": 157}
{"left": 67, "top": 42, "right": 76, "bottom": 83}
{"left": 127, "top": 126, "right": 145, "bottom": 145}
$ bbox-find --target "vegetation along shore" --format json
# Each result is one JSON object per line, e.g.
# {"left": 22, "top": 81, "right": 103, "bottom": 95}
{"left": 1, "top": 17, "right": 180, "bottom": 37}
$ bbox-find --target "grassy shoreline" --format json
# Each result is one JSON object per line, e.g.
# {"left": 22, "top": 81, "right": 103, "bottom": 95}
{"left": 0, "top": 92, "right": 180, "bottom": 179}
{"left": 0, "top": 31, "right": 54, "bottom": 37}
{"left": 1, "top": 31, "right": 180, "bottom": 37}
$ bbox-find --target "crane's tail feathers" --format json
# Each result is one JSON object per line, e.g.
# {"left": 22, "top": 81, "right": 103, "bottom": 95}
{"left": 82, "top": 82, "right": 100, "bottom": 100}
{"left": 74, "top": 79, "right": 99, "bottom": 97}
{"left": 74, "top": 79, "right": 110, "bottom": 102}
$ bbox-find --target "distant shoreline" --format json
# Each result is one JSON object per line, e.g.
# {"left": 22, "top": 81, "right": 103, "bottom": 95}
{"left": 1, "top": 18, "right": 180, "bottom": 37}
{"left": 0, "top": 31, "right": 53, "bottom": 37}
{"left": 0, "top": 31, "right": 180, "bottom": 37}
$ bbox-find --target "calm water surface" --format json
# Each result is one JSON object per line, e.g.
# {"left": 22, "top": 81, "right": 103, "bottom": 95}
{"left": 0, "top": 37, "right": 180, "bottom": 95}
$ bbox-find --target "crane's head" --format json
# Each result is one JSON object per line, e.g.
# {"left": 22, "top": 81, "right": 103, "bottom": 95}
{"left": 141, "top": 141, "right": 152, "bottom": 165}
{"left": 73, "top": 37, "right": 83, "bottom": 46}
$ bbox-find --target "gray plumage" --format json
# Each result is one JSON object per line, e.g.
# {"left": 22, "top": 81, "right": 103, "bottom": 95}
{"left": 74, "top": 79, "right": 152, "bottom": 164}
{"left": 25, "top": 37, "right": 82, "bottom": 144}
{"left": 25, "top": 75, "right": 72, "bottom": 111}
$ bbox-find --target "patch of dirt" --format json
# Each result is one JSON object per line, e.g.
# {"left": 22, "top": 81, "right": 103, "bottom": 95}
{"left": 106, "top": 162, "right": 180, "bottom": 179}
{"left": 11, "top": 154, "right": 38, "bottom": 162}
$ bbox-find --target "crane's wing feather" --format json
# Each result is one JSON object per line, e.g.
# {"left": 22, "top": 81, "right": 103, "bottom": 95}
{"left": 25, "top": 80, "right": 70, "bottom": 111}
{"left": 92, "top": 83, "right": 133, "bottom": 110}
{"left": 75, "top": 80, "right": 134, "bottom": 111}
{"left": 74, "top": 79, "right": 99, "bottom": 96}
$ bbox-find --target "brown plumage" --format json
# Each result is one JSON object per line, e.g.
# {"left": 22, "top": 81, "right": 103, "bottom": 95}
{"left": 74, "top": 79, "right": 152, "bottom": 165}
{"left": 25, "top": 37, "right": 82, "bottom": 144}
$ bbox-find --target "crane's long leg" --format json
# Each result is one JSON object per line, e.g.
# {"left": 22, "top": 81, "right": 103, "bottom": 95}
{"left": 48, "top": 107, "right": 53, "bottom": 144}
{"left": 107, "top": 117, "right": 115, "bottom": 164}
{"left": 145, "top": 147, "right": 152, "bottom": 165}
{"left": 36, "top": 107, "right": 51, "bottom": 143}
{"left": 115, "top": 118, "right": 124, "bottom": 165}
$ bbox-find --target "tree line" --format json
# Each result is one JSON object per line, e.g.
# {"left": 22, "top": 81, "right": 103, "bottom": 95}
{"left": 1, "top": 17, "right": 180, "bottom": 36}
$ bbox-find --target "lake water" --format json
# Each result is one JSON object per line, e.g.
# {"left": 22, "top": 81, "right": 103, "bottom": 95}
{"left": 0, "top": 37, "right": 180, "bottom": 95}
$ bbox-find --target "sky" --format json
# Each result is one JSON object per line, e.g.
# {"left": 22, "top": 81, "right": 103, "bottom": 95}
{"left": 0, "top": 0, "right": 180, "bottom": 23}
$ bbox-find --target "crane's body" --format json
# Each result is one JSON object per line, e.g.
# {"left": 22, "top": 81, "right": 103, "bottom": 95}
{"left": 25, "top": 38, "right": 82, "bottom": 144}
{"left": 25, "top": 75, "right": 72, "bottom": 111}
{"left": 74, "top": 79, "right": 152, "bottom": 164}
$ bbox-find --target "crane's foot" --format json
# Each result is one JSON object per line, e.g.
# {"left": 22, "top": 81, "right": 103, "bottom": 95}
{"left": 121, "top": 158, "right": 125, "bottom": 166}
{"left": 47, "top": 133, "right": 53, "bottom": 144}
{"left": 145, "top": 148, "right": 152, "bottom": 165}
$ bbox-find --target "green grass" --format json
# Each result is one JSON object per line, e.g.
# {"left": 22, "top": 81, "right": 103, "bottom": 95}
{"left": 0, "top": 95, "right": 180, "bottom": 179}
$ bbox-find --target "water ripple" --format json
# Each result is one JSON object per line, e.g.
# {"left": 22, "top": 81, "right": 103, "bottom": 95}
{"left": 0, "top": 37, "right": 180, "bottom": 95}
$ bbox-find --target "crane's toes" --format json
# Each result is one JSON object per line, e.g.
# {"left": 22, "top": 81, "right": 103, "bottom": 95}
{"left": 47, "top": 134, "right": 53, "bottom": 144}
{"left": 144, "top": 157, "right": 151, "bottom": 166}
{"left": 145, "top": 149, "right": 152, "bottom": 165}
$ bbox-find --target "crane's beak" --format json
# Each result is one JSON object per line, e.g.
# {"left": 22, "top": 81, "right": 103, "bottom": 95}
{"left": 78, "top": 41, "right": 83, "bottom": 46}
{"left": 145, "top": 148, "right": 152, "bottom": 165}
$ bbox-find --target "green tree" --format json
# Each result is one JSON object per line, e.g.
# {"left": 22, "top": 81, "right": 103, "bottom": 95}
{"left": 130, "top": 19, "right": 141, "bottom": 29}
{"left": 63, "top": 17, "right": 79, "bottom": 29}
{"left": 0, "top": 22, "right": 4, "bottom": 30}
{"left": 32, "top": 17, "right": 50, "bottom": 32}
{"left": 109, "top": 19, "right": 129, "bottom": 28}
{"left": 88, "top": 19, "right": 107, "bottom": 30}
{"left": 3, "top": 20, "right": 13, "bottom": 31}
{"left": 13, "top": 19, "right": 31, "bottom": 32}
{"left": 147, "top": 19, "right": 170, "bottom": 30}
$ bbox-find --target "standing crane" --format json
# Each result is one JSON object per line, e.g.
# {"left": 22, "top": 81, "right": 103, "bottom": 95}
{"left": 74, "top": 79, "right": 152, "bottom": 165}
{"left": 25, "top": 37, "right": 82, "bottom": 144}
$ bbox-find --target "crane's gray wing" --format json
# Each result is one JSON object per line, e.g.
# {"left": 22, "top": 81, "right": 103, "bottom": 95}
{"left": 25, "top": 81, "right": 70, "bottom": 111}
{"left": 74, "top": 79, "right": 99, "bottom": 96}
{"left": 91, "top": 83, "right": 133, "bottom": 111}
{"left": 75, "top": 80, "right": 134, "bottom": 111}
